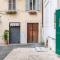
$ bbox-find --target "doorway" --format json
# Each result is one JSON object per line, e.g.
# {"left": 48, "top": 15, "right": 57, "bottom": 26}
{"left": 9, "top": 22, "right": 20, "bottom": 44}
{"left": 27, "top": 23, "right": 38, "bottom": 43}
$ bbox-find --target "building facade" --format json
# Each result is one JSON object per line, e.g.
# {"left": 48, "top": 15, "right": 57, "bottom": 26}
{"left": 0, "top": 0, "right": 42, "bottom": 45}
{"left": 43, "top": 0, "right": 57, "bottom": 52}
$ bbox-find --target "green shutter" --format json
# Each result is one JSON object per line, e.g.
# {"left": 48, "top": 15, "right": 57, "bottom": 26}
{"left": 56, "top": 9, "right": 60, "bottom": 55}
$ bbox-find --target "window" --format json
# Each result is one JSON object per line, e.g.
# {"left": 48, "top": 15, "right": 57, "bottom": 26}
{"left": 26, "top": 0, "right": 40, "bottom": 11}
{"left": 30, "top": 0, "right": 35, "bottom": 10}
{"left": 9, "top": 0, "right": 16, "bottom": 10}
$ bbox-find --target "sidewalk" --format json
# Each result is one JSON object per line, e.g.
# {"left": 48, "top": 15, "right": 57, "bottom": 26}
{"left": 4, "top": 47, "right": 60, "bottom": 60}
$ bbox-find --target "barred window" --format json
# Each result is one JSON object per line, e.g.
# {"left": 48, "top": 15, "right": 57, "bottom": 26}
{"left": 9, "top": 0, "right": 16, "bottom": 10}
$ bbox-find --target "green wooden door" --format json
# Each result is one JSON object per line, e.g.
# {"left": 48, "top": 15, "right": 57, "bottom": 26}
{"left": 56, "top": 9, "right": 60, "bottom": 55}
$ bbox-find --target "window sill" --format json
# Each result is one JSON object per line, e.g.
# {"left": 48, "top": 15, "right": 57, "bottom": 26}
{"left": 6, "top": 10, "right": 17, "bottom": 14}
{"left": 28, "top": 10, "right": 37, "bottom": 15}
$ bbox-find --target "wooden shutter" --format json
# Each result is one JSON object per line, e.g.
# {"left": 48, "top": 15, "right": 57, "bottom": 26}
{"left": 35, "top": 0, "right": 40, "bottom": 11}
{"left": 26, "top": 0, "right": 30, "bottom": 11}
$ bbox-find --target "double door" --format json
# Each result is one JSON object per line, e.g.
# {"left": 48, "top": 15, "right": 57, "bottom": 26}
{"left": 27, "top": 23, "right": 38, "bottom": 43}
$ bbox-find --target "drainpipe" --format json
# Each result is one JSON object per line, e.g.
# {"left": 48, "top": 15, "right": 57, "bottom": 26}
{"left": 42, "top": 0, "right": 43, "bottom": 27}
{"left": 41, "top": 0, "right": 44, "bottom": 45}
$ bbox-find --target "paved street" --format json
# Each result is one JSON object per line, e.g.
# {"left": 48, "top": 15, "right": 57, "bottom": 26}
{"left": 0, "top": 44, "right": 41, "bottom": 60}
{"left": 3, "top": 47, "right": 60, "bottom": 60}
{"left": 0, "top": 44, "right": 60, "bottom": 60}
